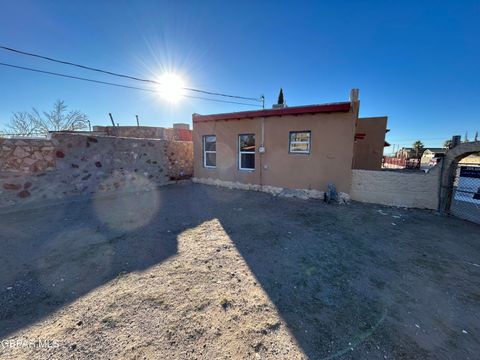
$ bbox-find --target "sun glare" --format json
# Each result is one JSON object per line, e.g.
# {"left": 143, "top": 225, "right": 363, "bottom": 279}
{"left": 157, "top": 73, "right": 185, "bottom": 103}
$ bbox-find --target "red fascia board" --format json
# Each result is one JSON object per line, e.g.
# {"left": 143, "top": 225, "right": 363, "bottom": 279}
{"left": 192, "top": 102, "right": 351, "bottom": 123}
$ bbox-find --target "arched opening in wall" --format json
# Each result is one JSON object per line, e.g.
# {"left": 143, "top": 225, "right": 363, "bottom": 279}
{"left": 450, "top": 155, "right": 480, "bottom": 224}
{"left": 442, "top": 148, "right": 480, "bottom": 225}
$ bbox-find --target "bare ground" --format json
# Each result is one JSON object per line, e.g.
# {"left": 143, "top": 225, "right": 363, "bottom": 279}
{"left": 0, "top": 182, "right": 479, "bottom": 359}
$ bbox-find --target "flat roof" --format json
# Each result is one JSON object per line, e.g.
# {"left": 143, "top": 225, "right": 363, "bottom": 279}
{"left": 192, "top": 102, "right": 351, "bottom": 123}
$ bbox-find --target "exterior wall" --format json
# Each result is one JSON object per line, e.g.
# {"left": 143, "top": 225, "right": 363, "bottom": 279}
{"left": 353, "top": 116, "right": 387, "bottom": 170}
{"left": 193, "top": 109, "right": 357, "bottom": 194}
{"left": 350, "top": 168, "right": 440, "bottom": 209}
{"left": 0, "top": 138, "right": 56, "bottom": 173}
{"left": 0, "top": 133, "right": 193, "bottom": 208}
{"left": 92, "top": 126, "right": 192, "bottom": 141}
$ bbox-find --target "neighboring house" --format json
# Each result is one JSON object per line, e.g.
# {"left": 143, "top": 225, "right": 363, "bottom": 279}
{"left": 352, "top": 117, "right": 389, "bottom": 170}
{"left": 459, "top": 153, "right": 480, "bottom": 165}
{"left": 395, "top": 147, "right": 415, "bottom": 159}
{"left": 192, "top": 89, "right": 387, "bottom": 195}
{"left": 420, "top": 148, "right": 446, "bottom": 166}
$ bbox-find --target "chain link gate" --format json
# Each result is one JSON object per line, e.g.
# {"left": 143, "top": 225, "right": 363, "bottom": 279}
{"left": 449, "top": 163, "right": 480, "bottom": 224}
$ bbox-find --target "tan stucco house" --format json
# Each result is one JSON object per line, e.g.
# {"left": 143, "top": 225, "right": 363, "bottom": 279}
{"left": 192, "top": 90, "right": 387, "bottom": 196}
{"left": 352, "top": 116, "right": 389, "bottom": 170}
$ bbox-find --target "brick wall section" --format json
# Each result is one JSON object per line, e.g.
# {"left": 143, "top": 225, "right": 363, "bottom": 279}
{"left": 0, "top": 138, "right": 56, "bottom": 173}
{"left": 350, "top": 169, "right": 440, "bottom": 209}
{"left": 0, "top": 133, "right": 193, "bottom": 208}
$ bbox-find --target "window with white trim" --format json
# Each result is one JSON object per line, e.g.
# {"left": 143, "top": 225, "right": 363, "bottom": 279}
{"left": 289, "top": 131, "right": 311, "bottom": 154}
{"left": 239, "top": 134, "right": 255, "bottom": 170}
{"left": 203, "top": 135, "right": 216, "bottom": 168}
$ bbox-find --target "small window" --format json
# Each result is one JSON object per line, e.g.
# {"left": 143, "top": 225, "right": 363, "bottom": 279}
{"left": 203, "top": 135, "right": 216, "bottom": 168}
{"left": 289, "top": 131, "right": 311, "bottom": 154}
{"left": 239, "top": 134, "right": 255, "bottom": 170}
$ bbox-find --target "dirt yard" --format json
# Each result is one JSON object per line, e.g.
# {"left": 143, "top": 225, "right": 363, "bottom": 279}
{"left": 1, "top": 182, "right": 479, "bottom": 359}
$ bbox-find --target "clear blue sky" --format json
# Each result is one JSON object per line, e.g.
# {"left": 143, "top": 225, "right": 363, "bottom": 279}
{"left": 1, "top": 0, "right": 479, "bottom": 149}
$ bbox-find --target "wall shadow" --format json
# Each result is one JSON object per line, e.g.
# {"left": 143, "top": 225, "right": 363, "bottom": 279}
{"left": 0, "top": 183, "right": 198, "bottom": 339}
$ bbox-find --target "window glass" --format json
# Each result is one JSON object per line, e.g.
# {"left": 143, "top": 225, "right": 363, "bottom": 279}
{"left": 204, "top": 135, "right": 216, "bottom": 151}
{"left": 203, "top": 135, "right": 216, "bottom": 168}
{"left": 239, "top": 134, "right": 255, "bottom": 170}
{"left": 289, "top": 131, "right": 311, "bottom": 154}
{"left": 205, "top": 152, "right": 216, "bottom": 167}
{"left": 240, "top": 134, "right": 255, "bottom": 151}
{"left": 240, "top": 153, "right": 255, "bottom": 169}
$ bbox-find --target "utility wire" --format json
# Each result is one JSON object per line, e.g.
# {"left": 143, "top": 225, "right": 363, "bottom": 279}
{"left": 0, "top": 62, "right": 263, "bottom": 107}
{"left": 0, "top": 45, "right": 262, "bottom": 102}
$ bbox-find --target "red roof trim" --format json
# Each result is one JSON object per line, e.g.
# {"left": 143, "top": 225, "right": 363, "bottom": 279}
{"left": 192, "top": 102, "right": 351, "bottom": 123}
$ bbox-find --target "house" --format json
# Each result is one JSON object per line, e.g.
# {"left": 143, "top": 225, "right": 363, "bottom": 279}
{"left": 420, "top": 148, "right": 446, "bottom": 166}
{"left": 352, "top": 117, "right": 389, "bottom": 170}
{"left": 192, "top": 89, "right": 388, "bottom": 196}
{"left": 395, "top": 147, "right": 415, "bottom": 159}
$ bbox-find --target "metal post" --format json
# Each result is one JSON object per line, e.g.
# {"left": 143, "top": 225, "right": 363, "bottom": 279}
{"left": 136, "top": 115, "right": 140, "bottom": 127}
{"left": 109, "top": 113, "right": 115, "bottom": 127}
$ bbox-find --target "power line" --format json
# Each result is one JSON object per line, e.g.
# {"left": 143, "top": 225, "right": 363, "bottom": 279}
{"left": 0, "top": 45, "right": 262, "bottom": 102}
{"left": 0, "top": 62, "right": 263, "bottom": 107}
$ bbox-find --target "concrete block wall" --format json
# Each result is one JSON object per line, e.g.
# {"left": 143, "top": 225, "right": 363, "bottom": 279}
{"left": 0, "top": 133, "right": 193, "bottom": 208}
{"left": 350, "top": 169, "right": 440, "bottom": 209}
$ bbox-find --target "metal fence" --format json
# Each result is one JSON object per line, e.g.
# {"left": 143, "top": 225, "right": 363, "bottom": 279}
{"left": 450, "top": 163, "right": 480, "bottom": 225}
{"left": 383, "top": 157, "right": 420, "bottom": 169}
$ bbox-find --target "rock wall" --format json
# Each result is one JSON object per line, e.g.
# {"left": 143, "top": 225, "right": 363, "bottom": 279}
{"left": 0, "top": 138, "right": 56, "bottom": 173}
{"left": 92, "top": 126, "right": 192, "bottom": 141}
{"left": 350, "top": 169, "right": 440, "bottom": 209}
{"left": 0, "top": 133, "right": 193, "bottom": 208}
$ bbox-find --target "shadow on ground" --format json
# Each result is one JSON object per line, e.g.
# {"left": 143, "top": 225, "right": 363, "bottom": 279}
{"left": 1, "top": 182, "right": 480, "bottom": 359}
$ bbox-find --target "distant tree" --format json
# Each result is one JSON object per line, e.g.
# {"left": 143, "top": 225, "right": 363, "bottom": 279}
{"left": 6, "top": 112, "right": 39, "bottom": 136}
{"left": 412, "top": 140, "right": 424, "bottom": 159}
{"left": 5, "top": 100, "right": 89, "bottom": 136}
{"left": 277, "top": 88, "right": 284, "bottom": 105}
{"left": 443, "top": 139, "right": 452, "bottom": 149}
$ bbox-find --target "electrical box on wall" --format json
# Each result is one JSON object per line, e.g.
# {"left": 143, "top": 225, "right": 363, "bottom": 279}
{"left": 258, "top": 146, "right": 265, "bottom": 153}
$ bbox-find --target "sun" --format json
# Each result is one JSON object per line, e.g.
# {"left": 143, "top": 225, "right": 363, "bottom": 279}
{"left": 157, "top": 73, "right": 185, "bottom": 103}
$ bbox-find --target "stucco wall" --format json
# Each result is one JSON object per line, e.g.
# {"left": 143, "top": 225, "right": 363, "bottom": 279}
{"left": 0, "top": 133, "right": 193, "bottom": 208}
{"left": 193, "top": 109, "right": 357, "bottom": 193}
{"left": 352, "top": 117, "right": 387, "bottom": 170}
{"left": 350, "top": 169, "right": 439, "bottom": 209}
{"left": 0, "top": 138, "right": 56, "bottom": 173}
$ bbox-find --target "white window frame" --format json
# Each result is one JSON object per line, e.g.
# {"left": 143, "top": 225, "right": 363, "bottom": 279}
{"left": 289, "top": 131, "right": 311, "bottom": 154}
{"left": 238, "top": 134, "right": 255, "bottom": 171}
{"left": 203, "top": 135, "right": 216, "bottom": 168}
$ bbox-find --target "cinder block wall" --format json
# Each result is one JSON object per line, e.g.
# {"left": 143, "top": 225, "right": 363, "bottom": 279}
{"left": 350, "top": 169, "right": 440, "bottom": 209}
{"left": 0, "top": 133, "right": 193, "bottom": 208}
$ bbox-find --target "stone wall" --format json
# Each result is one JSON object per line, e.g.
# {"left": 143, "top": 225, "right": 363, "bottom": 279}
{"left": 92, "top": 126, "right": 192, "bottom": 141}
{"left": 0, "top": 133, "right": 193, "bottom": 208}
{"left": 350, "top": 168, "right": 440, "bottom": 209}
{"left": 0, "top": 138, "right": 56, "bottom": 173}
